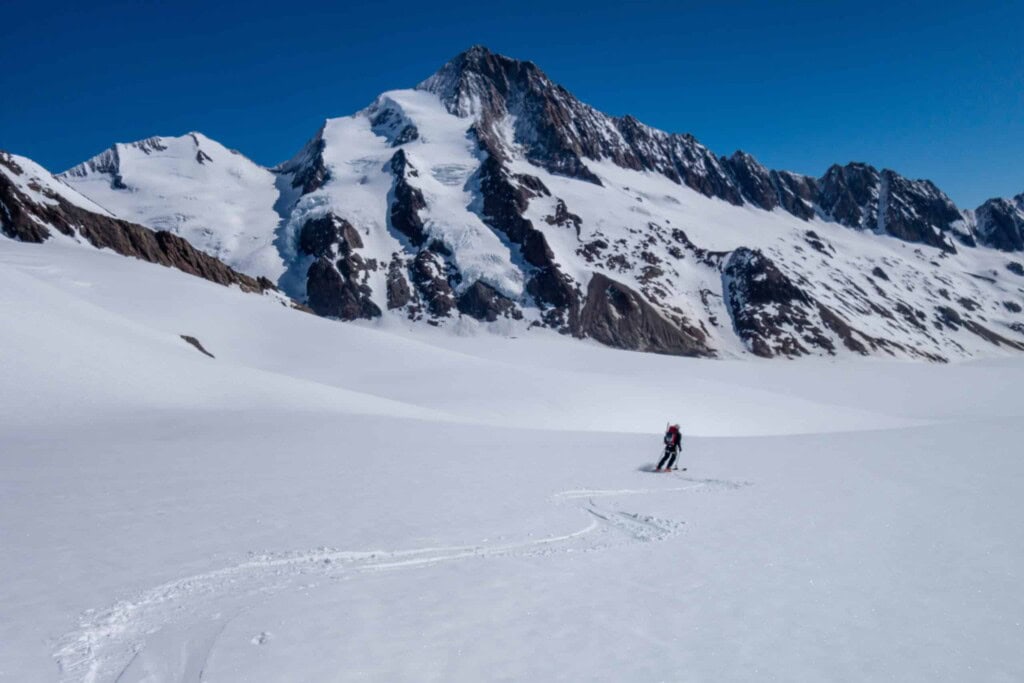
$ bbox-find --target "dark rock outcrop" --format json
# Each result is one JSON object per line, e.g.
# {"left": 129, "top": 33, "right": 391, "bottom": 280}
{"left": 471, "top": 143, "right": 582, "bottom": 325}
{"left": 526, "top": 266, "right": 580, "bottom": 329}
{"left": 180, "top": 335, "right": 215, "bottom": 358}
{"left": 298, "top": 214, "right": 363, "bottom": 258}
{"left": 386, "top": 256, "right": 413, "bottom": 309}
{"left": 576, "top": 273, "right": 711, "bottom": 356}
{"left": 295, "top": 213, "right": 378, "bottom": 321}
{"left": 934, "top": 304, "right": 1024, "bottom": 350}
{"left": 306, "top": 256, "right": 380, "bottom": 319}
{"left": 725, "top": 151, "right": 778, "bottom": 211}
{"left": 457, "top": 280, "right": 522, "bottom": 322}
{"left": 411, "top": 250, "right": 456, "bottom": 317}
{"left": 881, "top": 171, "right": 962, "bottom": 250}
{"left": 721, "top": 248, "right": 838, "bottom": 357}
{"left": 419, "top": 47, "right": 982, "bottom": 256}
{"left": 818, "top": 163, "right": 960, "bottom": 252}
{"left": 544, "top": 198, "right": 582, "bottom": 237}
{"left": 817, "top": 163, "right": 882, "bottom": 232}
{"left": 388, "top": 150, "right": 428, "bottom": 246}
{"left": 975, "top": 195, "right": 1024, "bottom": 252}
{"left": 771, "top": 170, "right": 818, "bottom": 220}
{"left": 277, "top": 130, "right": 329, "bottom": 195}
{"left": 370, "top": 102, "right": 420, "bottom": 147}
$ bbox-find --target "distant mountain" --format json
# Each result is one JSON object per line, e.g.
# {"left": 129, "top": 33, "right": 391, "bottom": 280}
{"left": 4, "top": 45, "right": 1023, "bottom": 360}
{"left": 60, "top": 132, "right": 284, "bottom": 280}
{"left": 0, "top": 152, "right": 279, "bottom": 297}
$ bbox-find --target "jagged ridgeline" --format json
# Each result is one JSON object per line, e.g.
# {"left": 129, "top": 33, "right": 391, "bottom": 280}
{"left": 5, "top": 46, "right": 1024, "bottom": 360}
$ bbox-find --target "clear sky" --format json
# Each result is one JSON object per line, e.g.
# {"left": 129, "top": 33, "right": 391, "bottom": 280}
{"left": 2, "top": 0, "right": 1021, "bottom": 208}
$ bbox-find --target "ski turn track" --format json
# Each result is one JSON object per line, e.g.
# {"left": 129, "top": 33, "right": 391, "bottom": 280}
{"left": 54, "top": 477, "right": 750, "bottom": 682}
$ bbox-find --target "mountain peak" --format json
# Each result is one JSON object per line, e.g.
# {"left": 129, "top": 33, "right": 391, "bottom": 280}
{"left": 417, "top": 45, "right": 548, "bottom": 117}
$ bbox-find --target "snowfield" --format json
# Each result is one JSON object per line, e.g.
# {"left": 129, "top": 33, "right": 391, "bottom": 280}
{"left": 1, "top": 237, "right": 1023, "bottom": 682}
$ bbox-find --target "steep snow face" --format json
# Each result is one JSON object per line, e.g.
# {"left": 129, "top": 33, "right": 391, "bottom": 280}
{"left": 60, "top": 133, "right": 285, "bottom": 280}
{"left": 275, "top": 91, "right": 523, "bottom": 307}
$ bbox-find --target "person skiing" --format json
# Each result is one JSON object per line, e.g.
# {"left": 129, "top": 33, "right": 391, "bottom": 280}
{"left": 656, "top": 424, "right": 682, "bottom": 472}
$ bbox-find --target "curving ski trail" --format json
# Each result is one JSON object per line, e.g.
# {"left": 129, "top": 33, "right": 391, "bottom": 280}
{"left": 54, "top": 477, "right": 749, "bottom": 682}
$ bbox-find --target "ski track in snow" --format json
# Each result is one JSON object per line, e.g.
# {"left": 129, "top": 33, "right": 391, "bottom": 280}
{"left": 53, "top": 477, "right": 750, "bottom": 683}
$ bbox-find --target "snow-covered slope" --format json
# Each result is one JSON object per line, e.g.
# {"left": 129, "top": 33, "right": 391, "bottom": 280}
{"left": 0, "top": 151, "right": 280, "bottom": 298}
{"left": 18, "top": 46, "right": 1024, "bottom": 361}
{"left": 2, "top": 234, "right": 1023, "bottom": 682}
{"left": 60, "top": 133, "right": 284, "bottom": 280}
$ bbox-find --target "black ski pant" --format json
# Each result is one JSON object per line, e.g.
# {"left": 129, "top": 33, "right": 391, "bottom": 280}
{"left": 658, "top": 446, "right": 679, "bottom": 470}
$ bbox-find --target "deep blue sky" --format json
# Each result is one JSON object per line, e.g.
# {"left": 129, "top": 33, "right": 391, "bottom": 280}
{"left": 2, "top": 0, "right": 1021, "bottom": 207}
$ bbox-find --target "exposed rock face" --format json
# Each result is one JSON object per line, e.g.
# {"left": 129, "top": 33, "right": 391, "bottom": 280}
{"left": 457, "top": 280, "right": 522, "bottom": 322}
{"left": 975, "top": 195, "right": 1024, "bottom": 251}
{"left": 296, "top": 213, "right": 379, "bottom": 320}
{"left": 577, "top": 273, "right": 711, "bottom": 356}
{"left": 420, "top": 47, "right": 981, "bottom": 255}
{"left": 306, "top": 256, "right": 380, "bottom": 319}
{"left": 0, "top": 153, "right": 275, "bottom": 295}
{"left": 476, "top": 154, "right": 543, "bottom": 246}
{"left": 421, "top": 46, "right": 742, "bottom": 198}
{"left": 724, "top": 151, "right": 779, "bottom": 211}
{"left": 723, "top": 153, "right": 822, "bottom": 220}
{"left": 881, "top": 171, "right": 963, "bottom": 249}
{"left": 277, "top": 130, "right": 329, "bottom": 195}
{"left": 817, "top": 163, "right": 883, "bottom": 232}
{"left": 771, "top": 171, "right": 818, "bottom": 220}
{"left": 388, "top": 150, "right": 428, "bottom": 246}
{"left": 298, "top": 214, "right": 363, "bottom": 258}
{"left": 615, "top": 117, "right": 742, "bottom": 204}
{"left": 722, "top": 248, "right": 834, "bottom": 357}
{"left": 411, "top": 250, "right": 456, "bottom": 317}
{"left": 385, "top": 256, "right": 413, "bottom": 309}
{"left": 421, "top": 46, "right": 604, "bottom": 184}
{"left": 472, "top": 142, "right": 571, "bottom": 323}
{"left": 370, "top": 99, "right": 420, "bottom": 147}
{"left": 817, "top": 164, "right": 962, "bottom": 252}
{"left": 934, "top": 304, "right": 1024, "bottom": 350}
{"left": 544, "top": 198, "right": 582, "bottom": 236}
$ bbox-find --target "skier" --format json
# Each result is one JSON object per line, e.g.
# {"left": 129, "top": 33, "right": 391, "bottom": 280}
{"left": 656, "top": 424, "right": 682, "bottom": 472}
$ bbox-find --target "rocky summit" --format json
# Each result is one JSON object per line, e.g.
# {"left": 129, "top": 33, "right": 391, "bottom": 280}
{"left": 4, "top": 46, "right": 1024, "bottom": 360}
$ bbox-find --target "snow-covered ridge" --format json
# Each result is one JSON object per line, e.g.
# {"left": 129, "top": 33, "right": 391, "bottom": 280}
{"left": 0, "top": 151, "right": 279, "bottom": 298}
{"left": 1, "top": 152, "right": 114, "bottom": 218}
{"left": 7, "top": 45, "right": 1024, "bottom": 361}
{"left": 60, "top": 133, "right": 285, "bottom": 280}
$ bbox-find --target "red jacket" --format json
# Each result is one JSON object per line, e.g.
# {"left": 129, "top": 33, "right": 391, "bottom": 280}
{"left": 664, "top": 427, "right": 681, "bottom": 450}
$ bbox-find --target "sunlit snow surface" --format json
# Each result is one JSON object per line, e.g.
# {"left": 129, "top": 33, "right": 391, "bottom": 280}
{"left": 1, "top": 238, "right": 1023, "bottom": 682}
{"left": 60, "top": 134, "right": 285, "bottom": 281}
